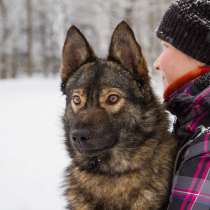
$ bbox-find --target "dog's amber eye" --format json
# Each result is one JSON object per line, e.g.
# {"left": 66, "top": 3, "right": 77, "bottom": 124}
{"left": 106, "top": 94, "right": 120, "bottom": 105}
{"left": 72, "top": 95, "right": 81, "bottom": 105}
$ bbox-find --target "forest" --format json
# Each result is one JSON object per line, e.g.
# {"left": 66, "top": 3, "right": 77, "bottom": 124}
{"left": 0, "top": 0, "right": 171, "bottom": 78}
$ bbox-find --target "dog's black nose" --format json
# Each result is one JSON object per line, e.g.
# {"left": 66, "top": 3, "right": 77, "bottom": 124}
{"left": 71, "top": 129, "right": 90, "bottom": 143}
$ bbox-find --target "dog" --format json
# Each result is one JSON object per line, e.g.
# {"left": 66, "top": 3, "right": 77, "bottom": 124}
{"left": 60, "top": 21, "right": 177, "bottom": 210}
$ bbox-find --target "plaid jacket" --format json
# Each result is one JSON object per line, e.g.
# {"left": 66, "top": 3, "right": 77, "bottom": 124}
{"left": 165, "top": 70, "right": 210, "bottom": 210}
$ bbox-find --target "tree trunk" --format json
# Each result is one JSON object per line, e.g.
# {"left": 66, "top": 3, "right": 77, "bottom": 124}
{"left": 26, "top": 0, "right": 33, "bottom": 76}
{"left": 0, "top": 0, "right": 8, "bottom": 78}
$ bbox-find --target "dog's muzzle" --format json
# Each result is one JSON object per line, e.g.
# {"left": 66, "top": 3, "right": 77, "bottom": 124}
{"left": 70, "top": 128, "right": 118, "bottom": 155}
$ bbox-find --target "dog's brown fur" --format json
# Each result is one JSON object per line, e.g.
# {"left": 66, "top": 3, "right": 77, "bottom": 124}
{"left": 60, "top": 21, "right": 177, "bottom": 210}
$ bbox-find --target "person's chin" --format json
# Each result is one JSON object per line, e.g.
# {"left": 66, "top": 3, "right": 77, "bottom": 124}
{"left": 162, "top": 76, "right": 168, "bottom": 88}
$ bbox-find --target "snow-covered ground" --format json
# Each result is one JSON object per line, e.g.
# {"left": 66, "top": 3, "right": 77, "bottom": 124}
{"left": 0, "top": 75, "right": 165, "bottom": 210}
{"left": 0, "top": 76, "right": 69, "bottom": 210}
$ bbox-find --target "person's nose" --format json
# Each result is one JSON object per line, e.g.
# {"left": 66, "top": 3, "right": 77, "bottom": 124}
{"left": 153, "top": 56, "right": 160, "bottom": 71}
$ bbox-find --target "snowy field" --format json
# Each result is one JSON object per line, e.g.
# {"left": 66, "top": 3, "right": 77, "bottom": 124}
{"left": 0, "top": 75, "right": 165, "bottom": 210}
{"left": 0, "top": 76, "right": 69, "bottom": 210}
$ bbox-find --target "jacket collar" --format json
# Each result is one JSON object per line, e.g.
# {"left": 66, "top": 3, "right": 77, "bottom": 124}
{"left": 164, "top": 66, "right": 210, "bottom": 100}
{"left": 164, "top": 66, "right": 210, "bottom": 144}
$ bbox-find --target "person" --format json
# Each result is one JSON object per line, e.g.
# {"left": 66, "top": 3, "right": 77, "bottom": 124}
{"left": 153, "top": 0, "right": 210, "bottom": 209}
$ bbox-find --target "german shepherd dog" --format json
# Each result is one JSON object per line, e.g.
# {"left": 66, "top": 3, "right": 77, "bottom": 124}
{"left": 60, "top": 21, "right": 177, "bottom": 210}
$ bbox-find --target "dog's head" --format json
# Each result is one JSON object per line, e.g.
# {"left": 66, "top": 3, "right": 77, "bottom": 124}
{"left": 60, "top": 21, "right": 165, "bottom": 173}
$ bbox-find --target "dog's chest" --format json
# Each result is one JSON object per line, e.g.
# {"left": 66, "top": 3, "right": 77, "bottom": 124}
{"left": 68, "top": 167, "right": 164, "bottom": 209}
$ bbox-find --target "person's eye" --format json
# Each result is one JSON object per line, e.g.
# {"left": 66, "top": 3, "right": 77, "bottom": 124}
{"left": 163, "top": 43, "right": 169, "bottom": 49}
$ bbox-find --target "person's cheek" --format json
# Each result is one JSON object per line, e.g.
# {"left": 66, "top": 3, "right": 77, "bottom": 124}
{"left": 158, "top": 51, "right": 172, "bottom": 87}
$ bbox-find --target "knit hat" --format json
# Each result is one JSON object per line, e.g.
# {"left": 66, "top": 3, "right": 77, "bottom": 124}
{"left": 156, "top": 0, "right": 210, "bottom": 65}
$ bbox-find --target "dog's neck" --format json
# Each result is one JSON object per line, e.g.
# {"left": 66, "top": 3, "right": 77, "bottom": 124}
{"left": 87, "top": 157, "right": 102, "bottom": 171}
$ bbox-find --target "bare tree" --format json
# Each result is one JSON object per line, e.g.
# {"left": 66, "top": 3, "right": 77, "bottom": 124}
{"left": 0, "top": 0, "right": 8, "bottom": 78}
{"left": 0, "top": 0, "right": 172, "bottom": 79}
{"left": 26, "top": 0, "right": 33, "bottom": 76}
{"left": 124, "top": 0, "right": 137, "bottom": 27}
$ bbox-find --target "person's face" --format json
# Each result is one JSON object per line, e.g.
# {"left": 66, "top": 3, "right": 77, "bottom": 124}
{"left": 153, "top": 41, "right": 205, "bottom": 88}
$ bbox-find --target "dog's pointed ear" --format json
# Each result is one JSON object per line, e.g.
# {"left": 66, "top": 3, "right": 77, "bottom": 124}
{"left": 60, "top": 25, "right": 96, "bottom": 83}
{"left": 108, "top": 21, "right": 149, "bottom": 81}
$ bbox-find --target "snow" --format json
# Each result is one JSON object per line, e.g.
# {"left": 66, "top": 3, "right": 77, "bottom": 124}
{"left": 0, "top": 75, "right": 166, "bottom": 210}
{"left": 0, "top": 76, "right": 69, "bottom": 210}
